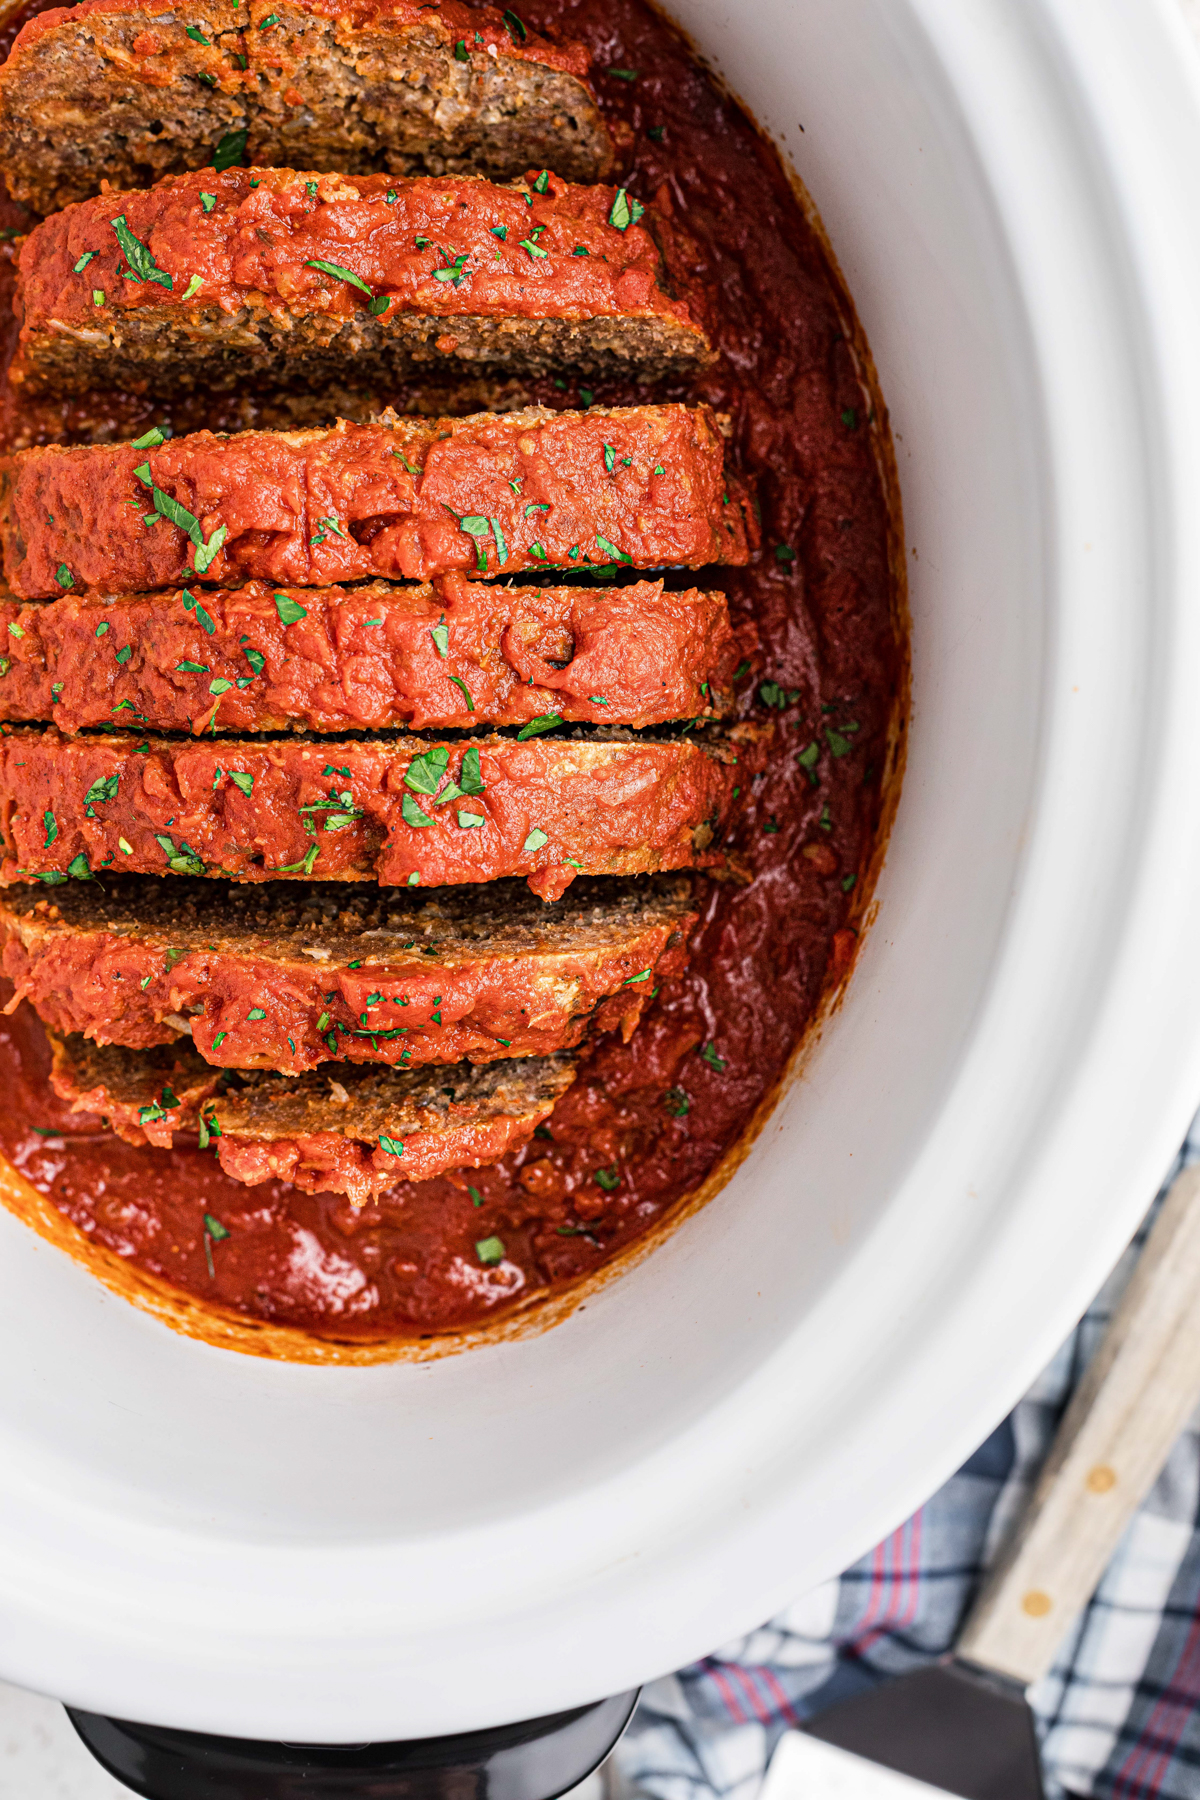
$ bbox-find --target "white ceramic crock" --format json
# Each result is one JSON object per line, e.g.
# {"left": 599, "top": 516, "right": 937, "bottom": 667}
{"left": 3, "top": 0, "right": 1200, "bottom": 1742}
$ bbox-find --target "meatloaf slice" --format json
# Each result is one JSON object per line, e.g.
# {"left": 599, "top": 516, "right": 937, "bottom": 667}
{"left": 49, "top": 1033, "right": 576, "bottom": 1202}
{"left": 0, "top": 406, "right": 757, "bottom": 599}
{"left": 0, "top": 575, "right": 742, "bottom": 735}
{"left": 0, "top": 725, "right": 750, "bottom": 899}
{"left": 0, "top": 0, "right": 612, "bottom": 215}
{"left": 13, "top": 168, "right": 709, "bottom": 398}
{"left": 3, "top": 874, "right": 695, "bottom": 1072}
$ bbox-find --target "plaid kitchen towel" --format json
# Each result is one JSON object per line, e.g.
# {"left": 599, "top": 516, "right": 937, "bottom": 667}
{"left": 616, "top": 1106, "right": 1200, "bottom": 1800}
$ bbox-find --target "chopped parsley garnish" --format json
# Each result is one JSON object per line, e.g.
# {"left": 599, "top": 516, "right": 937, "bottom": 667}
{"left": 212, "top": 1031, "right": 227, "bottom": 1048}
{"left": 247, "top": 1007, "right": 266, "bottom": 1021}
{"left": 701, "top": 1043, "right": 726, "bottom": 1072}
{"left": 842, "top": 407, "right": 859, "bottom": 430}
{"left": 588, "top": 695, "right": 609, "bottom": 706}
{"left": 608, "top": 188, "right": 645, "bottom": 231}
{"left": 73, "top": 251, "right": 95, "bottom": 272}
{"left": 502, "top": 7, "right": 526, "bottom": 40}
{"left": 393, "top": 447, "right": 423, "bottom": 475}
{"left": 453, "top": 36, "right": 468, "bottom": 60}
{"left": 257, "top": 10, "right": 279, "bottom": 23}
{"left": 529, "top": 542, "right": 548, "bottom": 562}
{"left": 228, "top": 770, "right": 253, "bottom": 796}
{"left": 733, "top": 659, "right": 751, "bottom": 681}
{"left": 304, "top": 257, "right": 378, "bottom": 305}
{"left": 594, "top": 534, "right": 631, "bottom": 565}
{"left": 475, "top": 1235, "right": 505, "bottom": 1265}
{"left": 56, "top": 564, "right": 74, "bottom": 589}
{"left": 200, "top": 191, "right": 217, "bottom": 212}
{"left": 404, "top": 744, "right": 451, "bottom": 794}
{"left": 430, "top": 619, "right": 449, "bottom": 658}
{"left": 825, "top": 726, "right": 855, "bottom": 757}
{"left": 132, "top": 464, "right": 226, "bottom": 571}
{"left": 519, "top": 234, "right": 547, "bottom": 259}
{"left": 648, "top": 125, "right": 665, "bottom": 142}
{"left": 796, "top": 742, "right": 820, "bottom": 785}
{"left": 468, "top": 1185, "right": 484, "bottom": 1207}
{"left": 204, "top": 1212, "right": 229, "bottom": 1241}
{"left": 115, "top": 645, "right": 132, "bottom": 664}
{"left": 309, "top": 515, "right": 346, "bottom": 546}
{"left": 516, "top": 713, "right": 561, "bottom": 740}
{"left": 180, "top": 587, "right": 216, "bottom": 633}
{"left": 379, "top": 1133, "right": 405, "bottom": 1156}
{"left": 7, "top": 622, "right": 22, "bottom": 639}
{"left": 42, "top": 809, "right": 57, "bottom": 846}
{"left": 607, "top": 66, "right": 638, "bottom": 79}
{"left": 490, "top": 224, "right": 508, "bottom": 241}
{"left": 664, "top": 1086, "right": 689, "bottom": 1118}
{"left": 402, "top": 793, "right": 433, "bottom": 828}
{"left": 522, "top": 826, "right": 548, "bottom": 854}
{"left": 579, "top": 388, "right": 594, "bottom": 406}
{"left": 623, "top": 968, "right": 651, "bottom": 985}
{"left": 448, "top": 675, "right": 474, "bottom": 711}
{"left": 182, "top": 273, "right": 203, "bottom": 301}
{"left": 274, "top": 593, "right": 308, "bottom": 625}
{"left": 83, "top": 775, "right": 119, "bottom": 807}
{"left": 459, "top": 747, "right": 484, "bottom": 793}
{"left": 66, "top": 853, "right": 92, "bottom": 880}
{"left": 186, "top": 23, "right": 210, "bottom": 41}
{"left": 119, "top": 836, "right": 133, "bottom": 854}
{"left": 457, "top": 810, "right": 484, "bottom": 828}
{"left": 131, "top": 426, "right": 165, "bottom": 449}
{"left": 603, "top": 443, "right": 616, "bottom": 472}
{"left": 155, "top": 834, "right": 205, "bottom": 876}
{"left": 432, "top": 251, "right": 470, "bottom": 286}
{"left": 842, "top": 873, "right": 857, "bottom": 892}
{"left": 775, "top": 544, "right": 796, "bottom": 564}
{"left": 594, "top": 1167, "right": 620, "bottom": 1191}
{"left": 111, "top": 213, "right": 173, "bottom": 290}
{"left": 819, "top": 804, "right": 832, "bottom": 831}
{"left": 306, "top": 180, "right": 318, "bottom": 198}
{"left": 176, "top": 659, "right": 210, "bottom": 673}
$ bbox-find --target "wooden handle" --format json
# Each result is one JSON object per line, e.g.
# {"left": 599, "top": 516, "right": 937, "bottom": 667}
{"left": 957, "top": 1162, "right": 1200, "bottom": 1686}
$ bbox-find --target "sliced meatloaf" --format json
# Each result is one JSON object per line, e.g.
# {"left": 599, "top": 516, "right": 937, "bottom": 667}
{"left": 13, "top": 168, "right": 709, "bottom": 398}
{"left": 2, "top": 874, "right": 695, "bottom": 1072}
{"left": 0, "top": 406, "right": 757, "bottom": 599}
{"left": 50, "top": 1033, "right": 576, "bottom": 1202}
{"left": 0, "top": 725, "right": 750, "bottom": 899}
{"left": 0, "top": 575, "right": 742, "bottom": 735}
{"left": 0, "top": 0, "right": 612, "bottom": 215}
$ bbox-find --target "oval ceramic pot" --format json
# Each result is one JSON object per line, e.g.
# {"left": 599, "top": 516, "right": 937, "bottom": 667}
{"left": 3, "top": 0, "right": 1200, "bottom": 1746}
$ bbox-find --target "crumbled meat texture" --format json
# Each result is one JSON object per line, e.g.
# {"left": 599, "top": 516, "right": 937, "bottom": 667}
{"left": 0, "top": 575, "right": 743, "bottom": 734}
{"left": 0, "top": 0, "right": 613, "bottom": 214}
{"left": 0, "top": 725, "right": 752, "bottom": 897}
{"left": 49, "top": 1030, "right": 577, "bottom": 1200}
{"left": 0, "top": 404, "right": 758, "bottom": 598}
{"left": 3, "top": 873, "right": 697, "bottom": 1071}
{"left": 12, "top": 168, "right": 710, "bottom": 398}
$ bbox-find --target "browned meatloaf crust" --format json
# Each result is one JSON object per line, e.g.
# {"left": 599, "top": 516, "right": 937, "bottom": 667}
{"left": 49, "top": 1032, "right": 577, "bottom": 1202}
{"left": 0, "top": 725, "right": 752, "bottom": 898}
{"left": 0, "top": 405, "right": 758, "bottom": 599}
{"left": 2, "top": 874, "right": 696, "bottom": 1072}
{"left": 0, "top": 575, "right": 742, "bottom": 735}
{"left": 12, "top": 168, "right": 709, "bottom": 398}
{"left": 0, "top": 0, "right": 612, "bottom": 214}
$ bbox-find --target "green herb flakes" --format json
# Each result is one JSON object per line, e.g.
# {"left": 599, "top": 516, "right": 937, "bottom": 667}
{"left": 842, "top": 873, "right": 857, "bottom": 893}
{"left": 402, "top": 793, "right": 433, "bottom": 828}
{"left": 457, "top": 810, "right": 484, "bottom": 828}
{"left": 131, "top": 426, "right": 165, "bottom": 449}
{"left": 516, "top": 713, "right": 561, "bottom": 740}
{"left": 475, "top": 1235, "right": 505, "bottom": 1265}
{"left": 247, "top": 1007, "right": 266, "bottom": 1021}
{"left": 842, "top": 407, "right": 859, "bottom": 430}
{"left": 797, "top": 742, "right": 820, "bottom": 785}
{"left": 92, "top": 290, "right": 105, "bottom": 306}
{"left": 430, "top": 620, "right": 449, "bottom": 658}
{"left": 275, "top": 593, "right": 308, "bottom": 625}
{"left": 594, "top": 1167, "right": 620, "bottom": 1191}
{"left": 468, "top": 1185, "right": 484, "bottom": 1207}
{"left": 522, "top": 826, "right": 548, "bottom": 854}
{"left": 305, "top": 256, "right": 375, "bottom": 299}
{"left": 200, "top": 191, "right": 217, "bottom": 212}
{"left": 42, "top": 809, "right": 57, "bottom": 847}
{"left": 664, "top": 1086, "right": 689, "bottom": 1118}
{"left": 73, "top": 250, "right": 95, "bottom": 273}
{"left": 56, "top": 564, "right": 74, "bottom": 589}
{"left": 379, "top": 1133, "right": 405, "bottom": 1156}
{"left": 448, "top": 675, "right": 474, "bottom": 711}
{"left": 182, "top": 273, "right": 203, "bottom": 300}
{"left": 503, "top": 7, "right": 526, "bottom": 40}
{"left": 608, "top": 188, "right": 645, "bottom": 231}
{"left": 701, "top": 1043, "right": 726, "bottom": 1072}
{"left": 115, "top": 645, "right": 132, "bottom": 665}
{"left": 119, "top": 836, "right": 133, "bottom": 855}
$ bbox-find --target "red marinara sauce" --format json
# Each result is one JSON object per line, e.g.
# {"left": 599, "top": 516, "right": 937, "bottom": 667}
{"left": 0, "top": 0, "right": 904, "bottom": 1342}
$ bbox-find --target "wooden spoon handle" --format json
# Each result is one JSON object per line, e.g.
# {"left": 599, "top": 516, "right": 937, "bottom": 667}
{"left": 957, "top": 1162, "right": 1200, "bottom": 1686}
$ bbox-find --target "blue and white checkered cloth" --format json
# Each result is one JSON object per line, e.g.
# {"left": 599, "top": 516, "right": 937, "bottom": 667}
{"left": 617, "top": 1108, "right": 1200, "bottom": 1800}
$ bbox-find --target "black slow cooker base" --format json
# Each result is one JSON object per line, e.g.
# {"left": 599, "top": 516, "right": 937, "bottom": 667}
{"left": 67, "top": 1689, "right": 639, "bottom": 1800}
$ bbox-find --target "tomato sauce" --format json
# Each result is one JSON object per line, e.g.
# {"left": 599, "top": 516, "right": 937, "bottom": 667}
{"left": 0, "top": 0, "right": 904, "bottom": 1341}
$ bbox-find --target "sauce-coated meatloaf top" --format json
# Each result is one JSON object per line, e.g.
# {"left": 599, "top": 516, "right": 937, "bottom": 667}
{"left": 0, "top": 726, "right": 752, "bottom": 898}
{"left": 1, "top": 874, "right": 696, "bottom": 1072}
{"left": 0, "top": 577, "right": 742, "bottom": 736}
{"left": 12, "top": 169, "right": 710, "bottom": 397}
{"left": 0, "top": 0, "right": 613, "bottom": 213}
{"left": 0, "top": 406, "right": 758, "bottom": 597}
{"left": 50, "top": 1033, "right": 578, "bottom": 1201}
